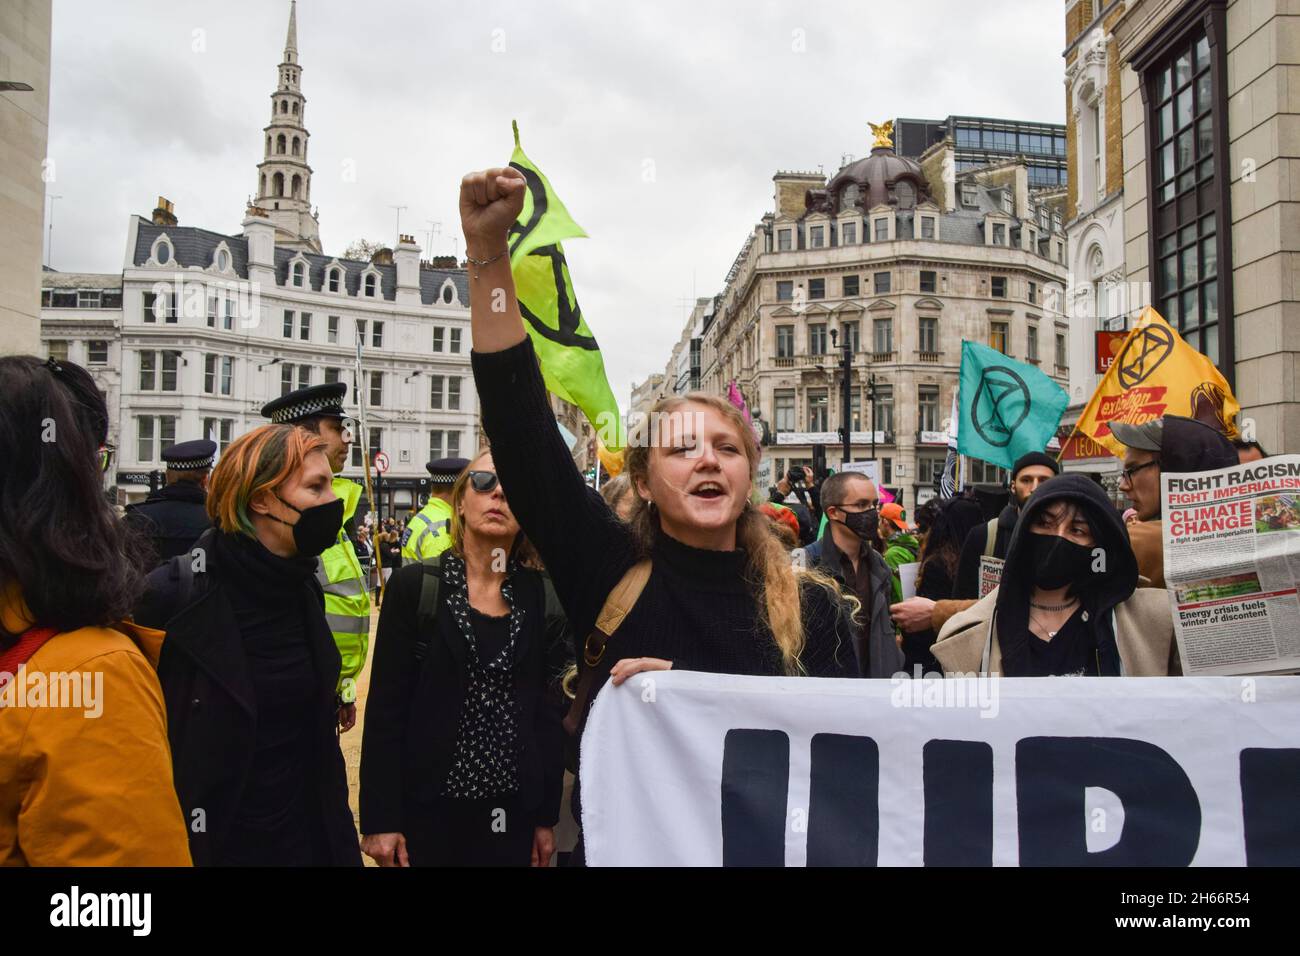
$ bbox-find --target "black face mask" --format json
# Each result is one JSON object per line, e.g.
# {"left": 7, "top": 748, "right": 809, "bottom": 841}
{"left": 837, "top": 508, "right": 879, "bottom": 544}
{"left": 270, "top": 496, "right": 344, "bottom": 557}
{"left": 1030, "top": 532, "right": 1094, "bottom": 590}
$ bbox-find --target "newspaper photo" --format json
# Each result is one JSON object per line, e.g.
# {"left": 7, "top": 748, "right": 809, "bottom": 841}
{"left": 1162, "top": 454, "right": 1300, "bottom": 675}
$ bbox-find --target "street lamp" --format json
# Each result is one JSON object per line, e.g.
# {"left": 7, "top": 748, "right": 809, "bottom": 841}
{"left": 828, "top": 327, "right": 852, "bottom": 467}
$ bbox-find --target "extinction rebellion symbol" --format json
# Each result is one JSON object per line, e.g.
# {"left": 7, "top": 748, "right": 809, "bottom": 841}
{"left": 971, "top": 366, "right": 1031, "bottom": 447}
{"left": 1116, "top": 323, "right": 1174, "bottom": 389}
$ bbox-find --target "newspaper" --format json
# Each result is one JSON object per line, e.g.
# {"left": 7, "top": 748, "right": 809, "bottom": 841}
{"left": 1162, "top": 454, "right": 1300, "bottom": 676}
{"left": 978, "top": 555, "right": 1004, "bottom": 598}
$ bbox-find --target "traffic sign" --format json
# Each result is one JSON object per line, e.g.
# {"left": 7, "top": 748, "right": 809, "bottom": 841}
{"left": 374, "top": 451, "right": 390, "bottom": 473}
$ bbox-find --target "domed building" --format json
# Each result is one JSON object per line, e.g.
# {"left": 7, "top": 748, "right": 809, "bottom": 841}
{"left": 690, "top": 125, "right": 1071, "bottom": 506}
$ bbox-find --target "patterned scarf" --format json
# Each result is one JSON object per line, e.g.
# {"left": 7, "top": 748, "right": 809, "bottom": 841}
{"left": 440, "top": 552, "right": 524, "bottom": 799}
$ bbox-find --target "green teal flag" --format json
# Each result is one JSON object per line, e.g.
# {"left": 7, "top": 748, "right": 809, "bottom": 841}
{"left": 957, "top": 340, "right": 1068, "bottom": 470}
{"left": 507, "top": 121, "right": 626, "bottom": 451}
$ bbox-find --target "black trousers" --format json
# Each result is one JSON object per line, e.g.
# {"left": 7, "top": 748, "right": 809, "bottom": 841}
{"left": 405, "top": 795, "right": 535, "bottom": 867}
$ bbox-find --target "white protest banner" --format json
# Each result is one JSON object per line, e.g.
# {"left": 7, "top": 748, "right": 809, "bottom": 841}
{"left": 1163, "top": 454, "right": 1300, "bottom": 675}
{"left": 580, "top": 670, "right": 1300, "bottom": 866}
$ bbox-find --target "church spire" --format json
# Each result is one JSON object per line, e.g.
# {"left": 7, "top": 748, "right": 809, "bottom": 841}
{"left": 250, "top": 1, "right": 320, "bottom": 253}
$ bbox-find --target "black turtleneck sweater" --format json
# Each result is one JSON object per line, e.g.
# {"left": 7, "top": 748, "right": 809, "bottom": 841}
{"left": 211, "top": 532, "right": 324, "bottom": 860}
{"left": 471, "top": 338, "right": 857, "bottom": 713}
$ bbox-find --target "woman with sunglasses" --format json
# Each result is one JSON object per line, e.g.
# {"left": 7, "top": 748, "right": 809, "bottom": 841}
{"left": 360, "top": 450, "right": 567, "bottom": 867}
{"left": 0, "top": 356, "right": 190, "bottom": 865}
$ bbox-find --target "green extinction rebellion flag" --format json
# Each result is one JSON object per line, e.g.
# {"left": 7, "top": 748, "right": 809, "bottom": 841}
{"left": 957, "top": 340, "right": 1068, "bottom": 470}
{"left": 507, "top": 121, "right": 626, "bottom": 451}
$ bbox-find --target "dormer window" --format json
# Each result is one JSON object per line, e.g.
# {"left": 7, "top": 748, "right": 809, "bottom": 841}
{"left": 993, "top": 223, "right": 1006, "bottom": 245}
{"left": 873, "top": 218, "right": 889, "bottom": 242}
{"left": 920, "top": 216, "right": 935, "bottom": 240}
{"left": 1000, "top": 191, "right": 1013, "bottom": 214}
{"left": 439, "top": 279, "right": 457, "bottom": 304}
{"left": 151, "top": 235, "right": 174, "bottom": 265}
{"left": 809, "top": 225, "right": 825, "bottom": 248}
{"left": 841, "top": 221, "right": 857, "bottom": 244}
{"left": 895, "top": 181, "right": 915, "bottom": 209}
{"left": 216, "top": 249, "right": 229, "bottom": 271}
{"left": 961, "top": 183, "right": 977, "bottom": 206}
{"left": 292, "top": 262, "right": 306, "bottom": 288}
{"left": 777, "top": 229, "right": 792, "bottom": 251}
{"left": 364, "top": 274, "right": 377, "bottom": 297}
{"left": 328, "top": 267, "right": 341, "bottom": 293}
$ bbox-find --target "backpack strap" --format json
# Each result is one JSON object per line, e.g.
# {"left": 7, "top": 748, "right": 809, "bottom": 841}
{"left": 413, "top": 556, "right": 444, "bottom": 663}
{"left": 563, "top": 559, "right": 652, "bottom": 737}
{"left": 983, "top": 517, "right": 999, "bottom": 557}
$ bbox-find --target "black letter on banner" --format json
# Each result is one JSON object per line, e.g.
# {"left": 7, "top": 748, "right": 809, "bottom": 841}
{"left": 721, "top": 729, "right": 789, "bottom": 866}
{"left": 806, "top": 733, "right": 878, "bottom": 866}
{"left": 1240, "top": 748, "right": 1300, "bottom": 866}
{"left": 924, "top": 740, "right": 993, "bottom": 866}
{"left": 1016, "top": 737, "right": 1200, "bottom": 866}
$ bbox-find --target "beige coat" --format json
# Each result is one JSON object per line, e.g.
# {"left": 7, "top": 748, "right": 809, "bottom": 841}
{"left": 932, "top": 587, "right": 1179, "bottom": 676}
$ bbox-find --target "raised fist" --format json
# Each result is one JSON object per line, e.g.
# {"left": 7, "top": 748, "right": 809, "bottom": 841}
{"left": 459, "top": 166, "right": 526, "bottom": 253}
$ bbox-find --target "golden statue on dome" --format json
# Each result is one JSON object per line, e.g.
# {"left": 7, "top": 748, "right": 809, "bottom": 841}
{"left": 869, "top": 120, "right": 894, "bottom": 149}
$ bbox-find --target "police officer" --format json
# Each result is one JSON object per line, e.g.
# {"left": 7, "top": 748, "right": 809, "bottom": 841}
{"left": 400, "top": 457, "right": 468, "bottom": 561}
{"left": 262, "top": 382, "right": 370, "bottom": 733}
{"left": 124, "top": 438, "right": 216, "bottom": 569}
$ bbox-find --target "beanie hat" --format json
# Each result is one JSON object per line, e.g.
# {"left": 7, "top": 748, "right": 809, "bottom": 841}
{"left": 1011, "top": 451, "right": 1061, "bottom": 480}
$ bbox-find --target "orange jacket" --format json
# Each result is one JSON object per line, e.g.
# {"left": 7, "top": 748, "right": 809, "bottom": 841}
{"left": 0, "top": 589, "right": 192, "bottom": 866}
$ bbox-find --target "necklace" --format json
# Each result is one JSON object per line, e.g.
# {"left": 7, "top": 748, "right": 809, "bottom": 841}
{"left": 1030, "top": 596, "right": 1078, "bottom": 612}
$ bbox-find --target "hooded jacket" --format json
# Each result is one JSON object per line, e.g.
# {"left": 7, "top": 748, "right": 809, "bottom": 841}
{"left": 1128, "top": 416, "right": 1240, "bottom": 589}
{"left": 932, "top": 474, "right": 1178, "bottom": 676}
{"left": 0, "top": 587, "right": 192, "bottom": 866}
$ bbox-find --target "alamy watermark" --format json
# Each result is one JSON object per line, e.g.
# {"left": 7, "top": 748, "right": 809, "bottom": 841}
{"left": 0, "top": 668, "right": 103, "bottom": 718}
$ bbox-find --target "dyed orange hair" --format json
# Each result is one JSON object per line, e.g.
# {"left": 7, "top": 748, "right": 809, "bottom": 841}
{"left": 207, "top": 424, "right": 328, "bottom": 536}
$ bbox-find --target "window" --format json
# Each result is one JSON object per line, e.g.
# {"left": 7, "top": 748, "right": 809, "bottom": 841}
{"left": 221, "top": 356, "right": 233, "bottom": 395}
{"left": 142, "top": 291, "right": 176, "bottom": 323}
{"left": 1056, "top": 332, "right": 1068, "bottom": 368}
{"left": 920, "top": 216, "right": 935, "bottom": 239}
{"left": 841, "top": 320, "right": 860, "bottom": 353}
{"left": 809, "top": 278, "right": 825, "bottom": 300}
{"left": 876, "top": 384, "right": 894, "bottom": 434}
{"left": 221, "top": 297, "right": 233, "bottom": 330}
{"left": 776, "top": 326, "right": 794, "bottom": 358}
{"left": 368, "top": 428, "right": 382, "bottom": 467}
{"left": 372, "top": 321, "right": 384, "bottom": 348}
{"left": 918, "top": 316, "right": 937, "bottom": 353}
{"left": 807, "top": 390, "right": 829, "bottom": 431}
{"left": 920, "top": 270, "right": 937, "bottom": 293}
{"left": 356, "top": 319, "right": 367, "bottom": 344}
{"left": 280, "top": 364, "right": 294, "bottom": 397}
{"left": 449, "top": 329, "right": 462, "bottom": 353}
{"left": 292, "top": 262, "right": 306, "bottom": 288}
{"left": 873, "top": 219, "right": 888, "bottom": 242}
{"left": 841, "top": 222, "right": 856, "bottom": 245}
{"left": 364, "top": 274, "right": 377, "bottom": 297}
{"left": 299, "top": 312, "right": 311, "bottom": 341}
{"left": 448, "top": 377, "right": 461, "bottom": 410}
{"left": 283, "top": 310, "right": 294, "bottom": 338}
{"left": 808, "top": 323, "right": 827, "bottom": 355}
{"left": 874, "top": 272, "right": 891, "bottom": 294}
{"left": 207, "top": 295, "right": 217, "bottom": 328}
{"left": 204, "top": 417, "right": 234, "bottom": 453}
{"left": 369, "top": 371, "right": 383, "bottom": 407}
{"left": 88, "top": 341, "right": 108, "bottom": 365}
{"left": 990, "top": 321, "right": 1009, "bottom": 354}
{"left": 842, "top": 275, "right": 859, "bottom": 297}
{"left": 917, "top": 456, "right": 946, "bottom": 484}
{"left": 991, "top": 276, "right": 1007, "bottom": 298}
{"left": 139, "top": 351, "right": 156, "bottom": 390}
{"left": 777, "top": 229, "right": 792, "bottom": 251}
{"left": 433, "top": 327, "right": 444, "bottom": 352}
{"left": 430, "top": 374, "right": 445, "bottom": 410}
{"left": 809, "top": 225, "right": 825, "bottom": 248}
{"left": 155, "top": 242, "right": 171, "bottom": 265}
{"left": 850, "top": 390, "right": 862, "bottom": 431}
{"left": 204, "top": 354, "right": 217, "bottom": 394}
{"left": 1146, "top": 26, "right": 1224, "bottom": 365}
{"left": 324, "top": 367, "right": 340, "bottom": 385}
{"left": 137, "top": 416, "right": 154, "bottom": 462}
{"left": 1027, "top": 325, "right": 1040, "bottom": 361}
{"left": 992, "top": 223, "right": 1006, "bottom": 245}
{"left": 961, "top": 183, "right": 977, "bottom": 206}
{"left": 774, "top": 390, "right": 795, "bottom": 432}
{"left": 328, "top": 268, "right": 341, "bottom": 293}
{"left": 1028, "top": 281, "right": 1038, "bottom": 304}
{"left": 873, "top": 318, "right": 893, "bottom": 354}
{"left": 49, "top": 290, "right": 76, "bottom": 308}
{"left": 447, "top": 431, "right": 460, "bottom": 458}
{"left": 776, "top": 280, "right": 793, "bottom": 302}
{"left": 429, "top": 430, "right": 445, "bottom": 460}
{"left": 47, "top": 340, "right": 69, "bottom": 362}
{"left": 296, "top": 364, "right": 311, "bottom": 390}
{"left": 969, "top": 459, "right": 1009, "bottom": 484}
{"left": 918, "top": 386, "right": 940, "bottom": 432}
{"left": 161, "top": 352, "right": 179, "bottom": 391}
{"left": 327, "top": 315, "right": 339, "bottom": 344}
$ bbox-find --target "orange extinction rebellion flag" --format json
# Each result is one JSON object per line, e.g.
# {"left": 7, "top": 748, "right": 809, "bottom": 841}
{"left": 1070, "top": 306, "right": 1240, "bottom": 459}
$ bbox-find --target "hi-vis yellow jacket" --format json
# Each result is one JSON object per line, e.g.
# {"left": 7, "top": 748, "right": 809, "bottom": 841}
{"left": 318, "top": 477, "right": 370, "bottom": 703}
{"left": 400, "top": 496, "right": 453, "bottom": 562}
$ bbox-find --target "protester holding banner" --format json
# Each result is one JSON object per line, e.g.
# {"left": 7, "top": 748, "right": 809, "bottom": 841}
{"left": 898, "top": 496, "right": 985, "bottom": 675}
{"left": 1111, "top": 415, "right": 1238, "bottom": 589}
{"left": 360, "top": 450, "right": 564, "bottom": 867}
{"left": 932, "top": 474, "right": 1176, "bottom": 676}
{"left": 136, "top": 425, "right": 361, "bottom": 866}
{"left": 0, "top": 356, "right": 192, "bottom": 866}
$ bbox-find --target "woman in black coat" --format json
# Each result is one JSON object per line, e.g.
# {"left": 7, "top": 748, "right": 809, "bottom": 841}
{"left": 135, "top": 424, "right": 361, "bottom": 867}
{"left": 359, "top": 449, "right": 567, "bottom": 867}
{"left": 899, "top": 496, "right": 985, "bottom": 675}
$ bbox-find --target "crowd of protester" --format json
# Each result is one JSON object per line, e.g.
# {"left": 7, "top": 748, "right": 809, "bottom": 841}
{"left": 0, "top": 164, "right": 1288, "bottom": 868}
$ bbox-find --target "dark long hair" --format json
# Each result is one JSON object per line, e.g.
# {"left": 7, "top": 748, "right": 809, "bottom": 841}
{"left": 0, "top": 356, "right": 147, "bottom": 639}
{"left": 916, "top": 496, "right": 984, "bottom": 590}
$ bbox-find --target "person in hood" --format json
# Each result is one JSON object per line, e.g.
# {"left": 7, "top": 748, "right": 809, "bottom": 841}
{"left": 135, "top": 424, "right": 361, "bottom": 867}
{"left": 1111, "top": 415, "right": 1239, "bottom": 588}
{"left": 0, "top": 355, "right": 191, "bottom": 866}
{"left": 931, "top": 474, "right": 1177, "bottom": 676}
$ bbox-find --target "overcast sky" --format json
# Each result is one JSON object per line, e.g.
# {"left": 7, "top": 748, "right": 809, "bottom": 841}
{"left": 48, "top": 0, "right": 1065, "bottom": 411}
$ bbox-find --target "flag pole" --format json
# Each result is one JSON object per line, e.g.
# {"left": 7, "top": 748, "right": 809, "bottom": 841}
{"left": 355, "top": 332, "right": 383, "bottom": 603}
